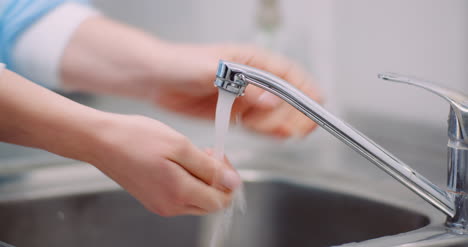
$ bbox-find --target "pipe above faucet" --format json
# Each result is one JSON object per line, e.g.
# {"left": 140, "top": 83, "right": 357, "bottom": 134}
{"left": 214, "top": 60, "right": 456, "bottom": 219}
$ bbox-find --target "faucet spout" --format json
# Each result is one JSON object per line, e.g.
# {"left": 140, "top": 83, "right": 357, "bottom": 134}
{"left": 215, "top": 60, "right": 456, "bottom": 218}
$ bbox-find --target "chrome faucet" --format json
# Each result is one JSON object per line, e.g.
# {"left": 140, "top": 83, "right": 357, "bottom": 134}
{"left": 214, "top": 60, "right": 468, "bottom": 232}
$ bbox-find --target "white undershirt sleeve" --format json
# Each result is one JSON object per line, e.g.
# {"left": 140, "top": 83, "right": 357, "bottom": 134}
{"left": 11, "top": 2, "right": 100, "bottom": 88}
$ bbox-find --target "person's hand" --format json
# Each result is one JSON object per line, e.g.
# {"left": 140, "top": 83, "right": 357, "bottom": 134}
{"left": 0, "top": 68, "right": 241, "bottom": 217}
{"left": 149, "top": 43, "right": 322, "bottom": 138}
{"left": 88, "top": 113, "right": 242, "bottom": 216}
{"left": 61, "top": 17, "right": 322, "bottom": 139}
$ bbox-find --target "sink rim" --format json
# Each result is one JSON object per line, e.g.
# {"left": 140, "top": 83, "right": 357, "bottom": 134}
{"left": 0, "top": 163, "right": 453, "bottom": 247}
{"left": 0, "top": 163, "right": 444, "bottom": 225}
{"left": 239, "top": 168, "right": 442, "bottom": 224}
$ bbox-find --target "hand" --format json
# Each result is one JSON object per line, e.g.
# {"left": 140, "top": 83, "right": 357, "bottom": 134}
{"left": 150, "top": 43, "right": 323, "bottom": 138}
{"left": 61, "top": 16, "right": 322, "bottom": 139}
{"left": 89, "top": 113, "right": 242, "bottom": 216}
{"left": 0, "top": 69, "right": 241, "bottom": 217}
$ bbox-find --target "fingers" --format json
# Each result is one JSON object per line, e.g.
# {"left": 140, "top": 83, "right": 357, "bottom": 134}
{"left": 184, "top": 177, "right": 232, "bottom": 213}
{"left": 156, "top": 132, "right": 240, "bottom": 216}
{"left": 170, "top": 138, "right": 241, "bottom": 192}
{"left": 232, "top": 85, "right": 282, "bottom": 114}
{"left": 173, "top": 159, "right": 233, "bottom": 214}
{"left": 222, "top": 44, "right": 322, "bottom": 138}
{"left": 241, "top": 92, "right": 317, "bottom": 138}
{"left": 238, "top": 85, "right": 318, "bottom": 138}
{"left": 183, "top": 205, "right": 209, "bottom": 216}
{"left": 149, "top": 159, "right": 232, "bottom": 217}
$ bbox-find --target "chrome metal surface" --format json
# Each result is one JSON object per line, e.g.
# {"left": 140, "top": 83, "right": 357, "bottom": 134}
{"left": 379, "top": 72, "right": 468, "bottom": 231}
{"left": 446, "top": 146, "right": 468, "bottom": 231}
{"left": 340, "top": 226, "right": 468, "bottom": 247}
{"left": 0, "top": 241, "right": 13, "bottom": 247}
{"left": 215, "top": 67, "right": 247, "bottom": 96}
{"left": 214, "top": 61, "right": 457, "bottom": 220}
{"left": 378, "top": 73, "right": 468, "bottom": 143}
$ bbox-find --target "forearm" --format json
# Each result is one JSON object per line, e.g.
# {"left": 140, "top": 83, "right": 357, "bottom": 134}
{"left": 60, "top": 16, "right": 164, "bottom": 99}
{"left": 0, "top": 69, "right": 107, "bottom": 162}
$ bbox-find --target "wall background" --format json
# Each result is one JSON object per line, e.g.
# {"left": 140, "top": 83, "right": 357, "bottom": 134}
{"left": 92, "top": 0, "right": 468, "bottom": 128}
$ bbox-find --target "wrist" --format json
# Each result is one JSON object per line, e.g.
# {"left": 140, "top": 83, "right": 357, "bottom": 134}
{"left": 52, "top": 109, "right": 116, "bottom": 165}
{"left": 0, "top": 69, "right": 116, "bottom": 166}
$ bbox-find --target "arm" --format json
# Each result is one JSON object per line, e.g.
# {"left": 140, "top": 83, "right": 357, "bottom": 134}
{"left": 60, "top": 16, "right": 162, "bottom": 99}
{"left": 0, "top": 68, "right": 103, "bottom": 159}
{"left": 60, "top": 16, "right": 322, "bottom": 138}
{"left": 0, "top": 68, "right": 240, "bottom": 216}
{"left": 5, "top": 1, "right": 320, "bottom": 137}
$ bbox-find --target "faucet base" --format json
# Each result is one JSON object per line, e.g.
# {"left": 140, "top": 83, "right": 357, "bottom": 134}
{"left": 446, "top": 143, "right": 468, "bottom": 230}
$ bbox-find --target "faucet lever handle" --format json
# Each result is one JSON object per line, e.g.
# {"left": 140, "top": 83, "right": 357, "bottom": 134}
{"left": 378, "top": 72, "right": 468, "bottom": 142}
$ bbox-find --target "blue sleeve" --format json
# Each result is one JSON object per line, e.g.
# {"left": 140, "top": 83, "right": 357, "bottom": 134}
{"left": 0, "top": 0, "right": 89, "bottom": 71}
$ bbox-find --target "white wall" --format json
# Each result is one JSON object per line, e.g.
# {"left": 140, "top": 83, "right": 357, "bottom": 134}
{"left": 92, "top": 0, "right": 257, "bottom": 42}
{"left": 333, "top": 0, "right": 468, "bottom": 126}
{"left": 92, "top": 0, "right": 468, "bottom": 127}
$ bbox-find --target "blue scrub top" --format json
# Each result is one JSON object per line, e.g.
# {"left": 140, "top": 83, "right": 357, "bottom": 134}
{"left": 0, "top": 0, "right": 89, "bottom": 71}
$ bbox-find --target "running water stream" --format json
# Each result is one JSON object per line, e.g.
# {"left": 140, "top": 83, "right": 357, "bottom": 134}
{"left": 210, "top": 89, "right": 246, "bottom": 247}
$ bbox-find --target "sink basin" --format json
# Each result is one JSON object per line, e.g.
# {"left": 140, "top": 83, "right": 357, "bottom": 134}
{"left": 200, "top": 179, "right": 429, "bottom": 247}
{"left": 0, "top": 189, "right": 200, "bottom": 247}
{"left": 0, "top": 170, "right": 429, "bottom": 247}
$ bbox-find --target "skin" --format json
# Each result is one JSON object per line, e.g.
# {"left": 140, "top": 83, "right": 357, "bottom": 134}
{"left": 0, "top": 70, "right": 235, "bottom": 216}
{"left": 61, "top": 16, "right": 322, "bottom": 137}
{"left": 0, "top": 15, "right": 322, "bottom": 217}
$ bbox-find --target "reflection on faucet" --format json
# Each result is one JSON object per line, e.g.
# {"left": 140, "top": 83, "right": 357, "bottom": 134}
{"left": 0, "top": 241, "right": 14, "bottom": 247}
{"left": 214, "top": 60, "right": 468, "bottom": 232}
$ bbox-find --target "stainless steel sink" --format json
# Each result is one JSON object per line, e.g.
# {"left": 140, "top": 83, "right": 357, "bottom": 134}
{"left": 0, "top": 189, "right": 199, "bottom": 247}
{"left": 1, "top": 84, "right": 468, "bottom": 246}
{"left": 0, "top": 168, "right": 429, "bottom": 247}
{"left": 201, "top": 180, "right": 428, "bottom": 247}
